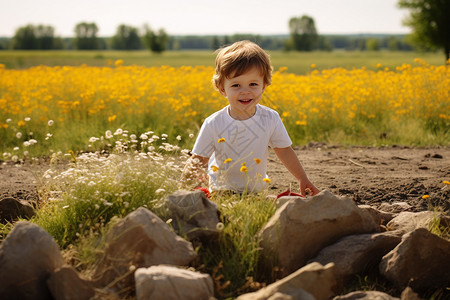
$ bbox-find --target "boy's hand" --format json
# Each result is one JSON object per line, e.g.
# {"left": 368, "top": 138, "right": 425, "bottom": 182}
{"left": 299, "top": 178, "right": 320, "bottom": 197}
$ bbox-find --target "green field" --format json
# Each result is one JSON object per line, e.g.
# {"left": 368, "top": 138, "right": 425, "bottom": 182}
{"left": 0, "top": 50, "right": 446, "bottom": 74}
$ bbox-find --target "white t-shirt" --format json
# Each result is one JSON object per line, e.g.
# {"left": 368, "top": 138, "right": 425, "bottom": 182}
{"left": 192, "top": 104, "right": 292, "bottom": 193}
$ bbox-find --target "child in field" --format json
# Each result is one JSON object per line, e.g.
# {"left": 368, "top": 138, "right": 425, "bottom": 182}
{"left": 183, "top": 40, "right": 319, "bottom": 196}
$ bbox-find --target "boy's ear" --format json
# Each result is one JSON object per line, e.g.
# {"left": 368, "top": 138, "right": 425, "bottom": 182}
{"left": 219, "top": 86, "right": 227, "bottom": 97}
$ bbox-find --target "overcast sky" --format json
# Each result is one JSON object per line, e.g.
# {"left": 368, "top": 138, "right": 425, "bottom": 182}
{"left": 0, "top": 0, "right": 411, "bottom": 37}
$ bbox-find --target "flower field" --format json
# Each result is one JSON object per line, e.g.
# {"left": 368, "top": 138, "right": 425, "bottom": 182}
{"left": 1, "top": 59, "right": 449, "bottom": 160}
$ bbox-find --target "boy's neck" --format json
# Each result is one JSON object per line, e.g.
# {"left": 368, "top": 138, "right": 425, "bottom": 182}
{"left": 228, "top": 106, "right": 257, "bottom": 120}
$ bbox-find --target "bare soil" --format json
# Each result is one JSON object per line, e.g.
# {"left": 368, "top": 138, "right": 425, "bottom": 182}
{"left": 1, "top": 146, "right": 449, "bottom": 214}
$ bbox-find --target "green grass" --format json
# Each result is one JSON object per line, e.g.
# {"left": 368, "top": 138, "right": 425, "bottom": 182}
{"left": 0, "top": 49, "right": 446, "bottom": 74}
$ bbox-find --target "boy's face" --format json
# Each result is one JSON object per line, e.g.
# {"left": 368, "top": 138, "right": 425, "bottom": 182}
{"left": 219, "top": 67, "right": 266, "bottom": 120}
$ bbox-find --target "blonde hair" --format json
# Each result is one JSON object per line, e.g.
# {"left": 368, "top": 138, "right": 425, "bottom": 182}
{"left": 212, "top": 40, "right": 273, "bottom": 90}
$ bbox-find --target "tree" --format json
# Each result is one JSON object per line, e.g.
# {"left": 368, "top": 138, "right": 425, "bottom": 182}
{"left": 12, "top": 25, "right": 37, "bottom": 49}
{"left": 12, "top": 24, "right": 58, "bottom": 50}
{"left": 398, "top": 0, "right": 450, "bottom": 61}
{"left": 143, "top": 25, "right": 168, "bottom": 53}
{"left": 74, "top": 22, "right": 100, "bottom": 50}
{"left": 288, "top": 15, "right": 319, "bottom": 51}
{"left": 112, "top": 24, "right": 142, "bottom": 50}
{"left": 366, "top": 38, "right": 380, "bottom": 51}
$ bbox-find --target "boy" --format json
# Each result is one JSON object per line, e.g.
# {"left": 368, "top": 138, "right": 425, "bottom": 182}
{"left": 183, "top": 40, "right": 319, "bottom": 196}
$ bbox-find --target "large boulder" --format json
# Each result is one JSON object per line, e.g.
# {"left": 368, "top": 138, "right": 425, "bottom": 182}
{"left": 0, "top": 196, "right": 35, "bottom": 223}
{"left": 236, "top": 262, "right": 337, "bottom": 300}
{"left": 134, "top": 265, "right": 214, "bottom": 300}
{"left": 385, "top": 211, "right": 449, "bottom": 235}
{"left": 310, "top": 231, "right": 401, "bottom": 287}
{"left": 379, "top": 228, "right": 450, "bottom": 291}
{"left": 0, "top": 221, "right": 65, "bottom": 299}
{"left": 92, "top": 207, "right": 197, "bottom": 292}
{"left": 259, "top": 190, "right": 380, "bottom": 275}
{"left": 47, "top": 265, "right": 95, "bottom": 300}
{"left": 166, "top": 190, "right": 219, "bottom": 240}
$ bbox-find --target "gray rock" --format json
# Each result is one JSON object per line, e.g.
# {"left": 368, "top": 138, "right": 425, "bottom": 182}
{"left": 92, "top": 207, "right": 197, "bottom": 292}
{"left": 135, "top": 265, "right": 214, "bottom": 300}
{"left": 0, "top": 196, "right": 35, "bottom": 223}
{"left": 385, "top": 211, "right": 449, "bottom": 235}
{"left": 259, "top": 190, "right": 380, "bottom": 275}
{"left": 333, "top": 290, "right": 399, "bottom": 300}
{"left": 166, "top": 190, "right": 219, "bottom": 239}
{"left": 310, "top": 231, "right": 401, "bottom": 287}
{"left": 379, "top": 228, "right": 450, "bottom": 291}
{"left": 47, "top": 265, "right": 95, "bottom": 300}
{"left": 236, "top": 262, "right": 336, "bottom": 300}
{"left": 0, "top": 221, "right": 65, "bottom": 299}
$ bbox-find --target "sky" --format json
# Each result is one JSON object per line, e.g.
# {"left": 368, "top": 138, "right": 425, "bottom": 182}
{"left": 0, "top": 0, "right": 411, "bottom": 37}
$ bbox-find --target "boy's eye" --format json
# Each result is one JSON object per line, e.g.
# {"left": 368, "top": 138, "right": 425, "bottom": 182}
{"left": 231, "top": 84, "right": 240, "bottom": 87}
{"left": 250, "top": 83, "right": 258, "bottom": 86}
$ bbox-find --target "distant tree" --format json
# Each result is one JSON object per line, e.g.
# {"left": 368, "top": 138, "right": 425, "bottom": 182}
{"left": 398, "top": 0, "right": 450, "bottom": 60}
{"left": 211, "top": 36, "right": 221, "bottom": 50}
{"left": 366, "top": 38, "right": 380, "bottom": 51}
{"left": 288, "top": 15, "right": 319, "bottom": 51}
{"left": 112, "top": 24, "right": 142, "bottom": 50}
{"left": 12, "top": 25, "right": 37, "bottom": 49}
{"left": 387, "top": 36, "right": 400, "bottom": 51}
{"left": 11, "top": 24, "right": 59, "bottom": 50}
{"left": 143, "top": 26, "right": 169, "bottom": 53}
{"left": 35, "top": 25, "right": 55, "bottom": 50}
{"left": 74, "top": 22, "right": 100, "bottom": 50}
{"left": 317, "top": 36, "right": 333, "bottom": 51}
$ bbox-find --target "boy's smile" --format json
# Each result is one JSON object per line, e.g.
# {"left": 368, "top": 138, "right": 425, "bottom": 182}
{"left": 219, "top": 67, "right": 266, "bottom": 120}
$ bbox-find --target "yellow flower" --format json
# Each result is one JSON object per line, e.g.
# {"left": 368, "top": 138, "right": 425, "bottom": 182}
{"left": 17, "top": 120, "right": 26, "bottom": 127}
{"left": 217, "top": 138, "right": 225, "bottom": 143}
{"left": 310, "top": 64, "right": 316, "bottom": 68}
{"left": 211, "top": 165, "right": 219, "bottom": 172}
{"left": 263, "top": 178, "right": 271, "bottom": 183}
{"left": 241, "top": 162, "right": 246, "bottom": 166}
{"left": 253, "top": 158, "right": 261, "bottom": 165}
{"left": 115, "top": 59, "right": 124, "bottom": 67}
{"left": 443, "top": 180, "right": 450, "bottom": 185}
{"left": 108, "top": 115, "right": 117, "bottom": 122}
{"left": 240, "top": 165, "right": 247, "bottom": 173}
{"left": 422, "top": 195, "right": 429, "bottom": 199}
{"left": 224, "top": 158, "right": 232, "bottom": 164}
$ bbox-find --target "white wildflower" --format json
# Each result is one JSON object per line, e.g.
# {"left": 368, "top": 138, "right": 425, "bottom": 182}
{"left": 13, "top": 147, "right": 19, "bottom": 151}
{"left": 140, "top": 133, "right": 149, "bottom": 140}
{"left": 47, "top": 120, "right": 54, "bottom": 126}
{"left": 155, "top": 188, "right": 165, "bottom": 194}
{"left": 105, "top": 130, "right": 113, "bottom": 139}
{"left": 16, "top": 132, "right": 22, "bottom": 139}
{"left": 216, "top": 222, "right": 225, "bottom": 231}
{"left": 176, "top": 135, "right": 182, "bottom": 140}
{"left": 114, "top": 128, "right": 123, "bottom": 135}
{"left": 89, "top": 137, "right": 99, "bottom": 143}
{"left": 189, "top": 133, "right": 194, "bottom": 138}
{"left": 24, "top": 117, "right": 31, "bottom": 122}
{"left": 23, "top": 141, "right": 31, "bottom": 147}
{"left": 6, "top": 118, "right": 11, "bottom": 123}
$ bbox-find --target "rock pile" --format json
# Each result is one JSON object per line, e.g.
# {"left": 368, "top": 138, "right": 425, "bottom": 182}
{"left": 0, "top": 190, "right": 448, "bottom": 299}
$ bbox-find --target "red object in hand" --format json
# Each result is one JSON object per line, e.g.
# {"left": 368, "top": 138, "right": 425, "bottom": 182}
{"left": 195, "top": 186, "right": 211, "bottom": 198}
{"left": 276, "top": 189, "right": 303, "bottom": 199}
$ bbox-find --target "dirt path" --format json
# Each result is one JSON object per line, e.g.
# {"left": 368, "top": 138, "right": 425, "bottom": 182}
{"left": 1, "top": 146, "right": 449, "bottom": 214}
{"left": 268, "top": 146, "right": 449, "bottom": 212}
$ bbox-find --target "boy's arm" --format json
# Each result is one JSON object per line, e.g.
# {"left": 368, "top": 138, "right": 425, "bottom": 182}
{"left": 273, "top": 146, "right": 319, "bottom": 196}
{"left": 181, "top": 154, "right": 209, "bottom": 187}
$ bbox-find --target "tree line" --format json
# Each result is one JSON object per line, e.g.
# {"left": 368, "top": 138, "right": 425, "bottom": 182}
{"left": 0, "top": 22, "right": 414, "bottom": 52}
{"left": 1, "top": 0, "right": 448, "bottom": 60}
